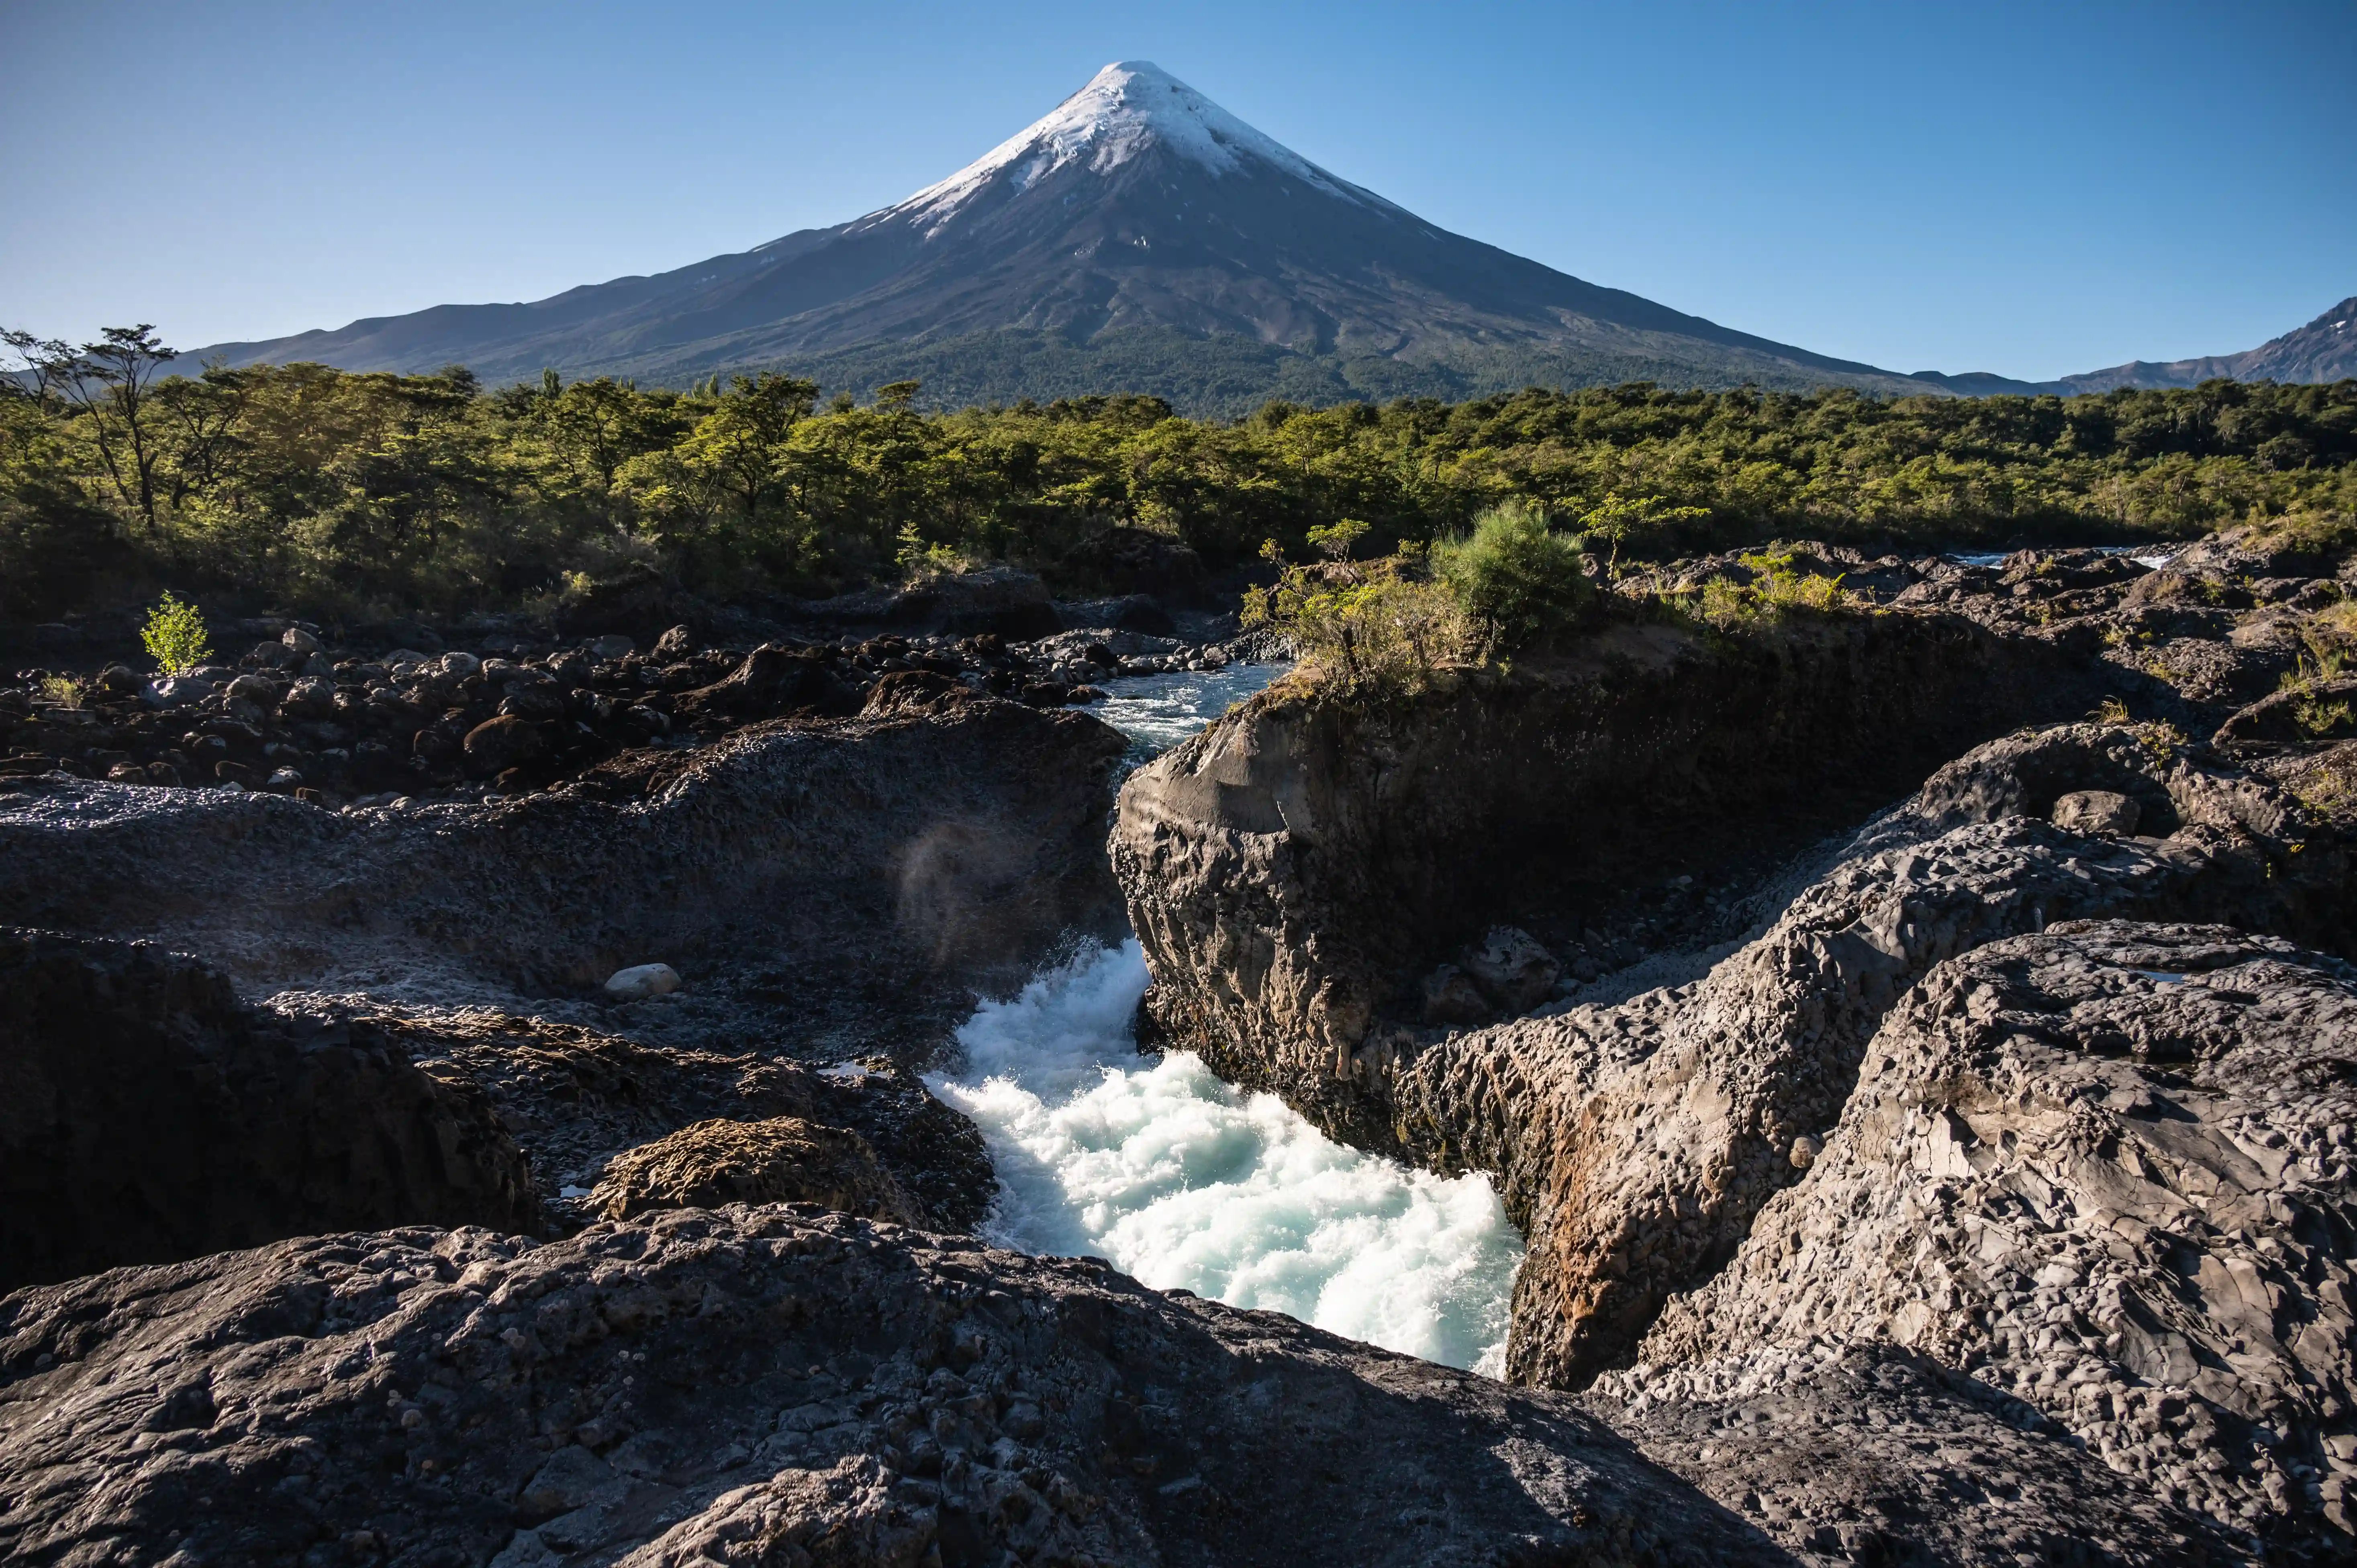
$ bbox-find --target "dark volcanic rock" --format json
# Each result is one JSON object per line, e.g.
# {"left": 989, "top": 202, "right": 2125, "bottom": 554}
{"left": 0, "top": 1209, "right": 1787, "bottom": 1568}
{"left": 1638, "top": 921, "right": 2357, "bottom": 1555}
{"left": 0, "top": 686, "right": 1130, "bottom": 1055}
{"left": 588, "top": 1117, "right": 925, "bottom": 1225}
{"left": 0, "top": 929, "right": 535, "bottom": 1293}
{"left": 1113, "top": 612, "right": 2108, "bottom": 1152}
{"left": 368, "top": 1007, "right": 995, "bottom": 1231}
{"left": 1589, "top": 1341, "right": 2234, "bottom": 1564}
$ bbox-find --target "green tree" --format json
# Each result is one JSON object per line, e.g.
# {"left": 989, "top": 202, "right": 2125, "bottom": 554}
{"left": 65, "top": 325, "right": 180, "bottom": 530}
{"left": 1432, "top": 500, "right": 1592, "bottom": 650}
{"left": 140, "top": 590, "right": 213, "bottom": 675}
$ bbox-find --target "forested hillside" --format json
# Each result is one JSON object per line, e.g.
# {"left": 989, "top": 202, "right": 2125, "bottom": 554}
{"left": 4, "top": 325, "right": 2353, "bottom": 627}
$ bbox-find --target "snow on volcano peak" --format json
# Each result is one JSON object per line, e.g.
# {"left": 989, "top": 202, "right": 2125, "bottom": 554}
{"left": 875, "top": 61, "right": 1395, "bottom": 235}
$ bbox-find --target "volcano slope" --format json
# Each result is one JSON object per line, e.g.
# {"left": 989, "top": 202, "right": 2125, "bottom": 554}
{"left": 1113, "top": 527, "right": 2357, "bottom": 1556}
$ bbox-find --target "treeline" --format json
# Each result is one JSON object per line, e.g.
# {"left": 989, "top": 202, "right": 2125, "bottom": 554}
{"left": 4, "top": 323, "right": 2354, "bottom": 625}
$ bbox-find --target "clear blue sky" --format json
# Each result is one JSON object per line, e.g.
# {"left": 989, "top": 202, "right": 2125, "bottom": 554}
{"left": 3, "top": 0, "right": 2350, "bottom": 381}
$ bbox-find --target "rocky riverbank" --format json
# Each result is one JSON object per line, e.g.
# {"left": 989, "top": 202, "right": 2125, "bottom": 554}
{"left": 8, "top": 524, "right": 2357, "bottom": 1562}
{"left": 0, "top": 614, "right": 1259, "bottom": 808}
{"left": 1112, "top": 527, "right": 2357, "bottom": 1556}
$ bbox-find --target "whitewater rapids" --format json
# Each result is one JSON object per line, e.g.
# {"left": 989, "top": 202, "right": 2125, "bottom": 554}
{"left": 929, "top": 936, "right": 1521, "bottom": 1374}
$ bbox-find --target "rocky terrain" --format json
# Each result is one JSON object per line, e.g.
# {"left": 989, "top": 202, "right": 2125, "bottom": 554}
{"left": 8, "top": 523, "right": 2357, "bottom": 1562}
{"left": 1113, "top": 526, "right": 2357, "bottom": 1557}
{"left": 0, "top": 666, "right": 1133, "bottom": 1054}
{"left": 0, "top": 594, "right": 1252, "bottom": 809}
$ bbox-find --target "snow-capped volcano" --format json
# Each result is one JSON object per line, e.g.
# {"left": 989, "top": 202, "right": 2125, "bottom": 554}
{"left": 195, "top": 61, "right": 1937, "bottom": 410}
{"left": 884, "top": 61, "right": 1401, "bottom": 234}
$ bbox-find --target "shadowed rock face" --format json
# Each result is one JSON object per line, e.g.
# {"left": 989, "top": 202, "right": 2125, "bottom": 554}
{"left": 1636, "top": 921, "right": 2357, "bottom": 1553}
{"left": 0, "top": 1209, "right": 1793, "bottom": 1568}
{"left": 0, "top": 686, "right": 1129, "bottom": 1057}
{"left": 0, "top": 929, "right": 537, "bottom": 1293}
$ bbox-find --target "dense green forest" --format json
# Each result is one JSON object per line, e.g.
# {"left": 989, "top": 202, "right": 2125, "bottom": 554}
{"left": 4, "top": 324, "right": 2353, "bottom": 625}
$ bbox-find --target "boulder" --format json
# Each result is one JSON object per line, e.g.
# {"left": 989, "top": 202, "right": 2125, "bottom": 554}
{"left": 588, "top": 1116, "right": 924, "bottom": 1225}
{"left": 1460, "top": 925, "right": 1561, "bottom": 1013}
{"left": 139, "top": 675, "right": 210, "bottom": 709}
{"left": 652, "top": 624, "right": 695, "bottom": 661}
{"left": 277, "top": 675, "right": 337, "bottom": 721}
{"left": 2051, "top": 787, "right": 2140, "bottom": 835}
{"left": 603, "top": 961, "right": 680, "bottom": 1000}
{"left": 675, "top": 643, "right": 853, "bottom": 721}
{"left": 462, "top": 713, "right": 543, "bottom": 778}
{"left": 586, "top": 633, "right": 634, "bottom": 660}
{"left": 281, "top": 626, "right": 322, "bottom": 656}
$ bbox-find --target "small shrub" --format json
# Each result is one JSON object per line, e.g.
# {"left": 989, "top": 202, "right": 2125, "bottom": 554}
{"left": 2296, "top": 695, "right": 2354, "bottom": 737}
{"left": 1242, "top": 545, "right": 1479, "bottom": 691}
{"left": 1689, "top": 549, "right": 1852, "bottom": 627}
{"left": 38, "top": 674, "right": 85, "bottom": 708}
{"left": 140, "top": 590, "right": 213, "bottom": 676}
{"left": 1306, "top": 518, "right": 1368, "bottom": 561}
{"left": 1431, "top": 500, "right": 1592, "bottom": 650}
{"left": 2091, "top": 696, "right": 2132, "bottom": 725}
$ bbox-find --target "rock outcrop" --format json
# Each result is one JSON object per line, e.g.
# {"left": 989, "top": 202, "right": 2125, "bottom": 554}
{"left": 1388, "top": 728, "right": 2347, "bottom": 1396}
{"left": 0, "top": 1208, "right": 1789, "bottom": 1568}
{"left": 1114, "top": 610, "right": 2107, "bottom": 1149}
{"left": 0, "top": 929, "right": 536, "bottom": 1293}
{"left": 588, "top": 1117, "right": 926, "bottom": 1225}
{"left": 354, "top": 1007, "right": 996, "bottom": 1232}
{"left": 1636, "top": 921, "right": 2357, "bottom": 1553}
{"left": 0, "top": 684, "right": 1130, "bottom": 1056}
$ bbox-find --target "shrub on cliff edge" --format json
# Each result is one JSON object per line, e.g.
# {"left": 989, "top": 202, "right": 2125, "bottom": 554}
{"left": 1243, "top": 545, "right": 1478, "bottom": 690}
{"left": 1432, "top": 501, "right": 1594, "bottom": 651}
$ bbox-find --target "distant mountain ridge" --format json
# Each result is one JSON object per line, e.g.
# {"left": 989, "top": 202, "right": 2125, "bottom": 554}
{"left": 191, "top": 62, "right": 1940, "bottom": 413}
{"left": 1913, "top": 296, "right": 2357, "bottom": 397}
{"left": 191, "top": 63, "right": 2351, "bottom": 415}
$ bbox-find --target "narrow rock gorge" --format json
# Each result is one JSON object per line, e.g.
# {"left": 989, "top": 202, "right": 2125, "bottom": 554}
{"left": 1113, "top": 533, "right": 2357, "bottom": 1556}
{"left": 6, "top": 530, "right": 2357, "bottom": 1563}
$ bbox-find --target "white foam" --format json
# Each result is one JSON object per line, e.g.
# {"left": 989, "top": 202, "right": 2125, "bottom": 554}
{"left": 931, "top": 942, "right": 1522, "bottom": 1374}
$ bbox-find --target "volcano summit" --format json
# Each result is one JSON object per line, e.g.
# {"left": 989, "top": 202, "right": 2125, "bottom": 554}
{"left": 198, "top": 62, "right": 1936, "bottom": 411}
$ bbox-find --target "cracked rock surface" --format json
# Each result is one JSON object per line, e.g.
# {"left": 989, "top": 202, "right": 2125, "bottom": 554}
{"left": 1638, "top": 921, "right": 2357, "bottom": 1556}
{"left": 0, "top": 1207, "right": 1786, "bottom": 1568}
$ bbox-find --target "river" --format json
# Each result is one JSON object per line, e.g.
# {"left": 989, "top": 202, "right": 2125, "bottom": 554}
{"left": 927, "top": 662, "right": 1524, "bottom": 1374}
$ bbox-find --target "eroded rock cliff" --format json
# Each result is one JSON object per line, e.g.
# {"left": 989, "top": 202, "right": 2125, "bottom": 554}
{"left": 1113, "top": 610, "right": 2098, "bottom": 1149}
{"left": 0, "top": 682, "right": 1129, "bottom": 1058}
{"left": 1109, "top": 545, "right": 2357, "bottom": 1554}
